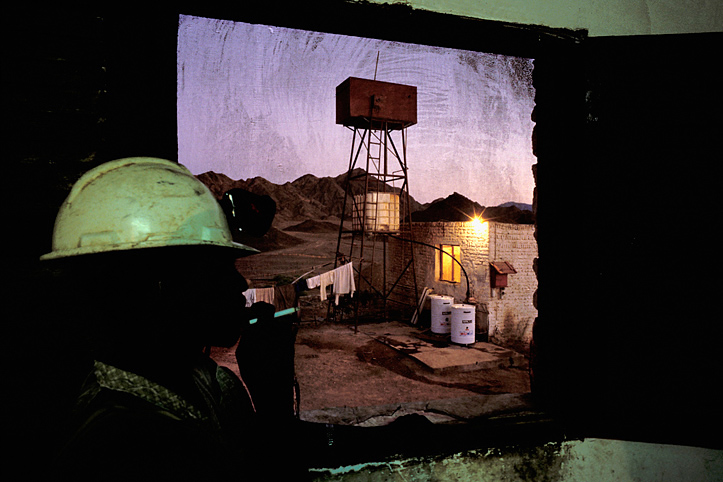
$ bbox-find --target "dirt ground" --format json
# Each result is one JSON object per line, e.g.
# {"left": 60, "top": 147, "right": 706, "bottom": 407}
{"left": 212, "top": 312, "right": 530, "bottom": 413}
{"left": 213, "top": 220, "right": 530, "bottom": 418}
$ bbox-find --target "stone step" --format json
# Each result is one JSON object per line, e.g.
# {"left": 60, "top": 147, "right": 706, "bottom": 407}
{"left": 363, "top": 322, "right": 526, "bottom": 375}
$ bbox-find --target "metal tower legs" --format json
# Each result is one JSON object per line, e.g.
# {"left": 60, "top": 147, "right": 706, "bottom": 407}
{"left": 333, "top": 122, "right": 419, "bottom": 331}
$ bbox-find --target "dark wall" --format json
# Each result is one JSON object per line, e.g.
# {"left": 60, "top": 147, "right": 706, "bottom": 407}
{"left": 7, "top": 9, "right": 179, "bottom": 267}
{"left": 532, "top": 32, "right": 722, "bottom": 448}
{"left": 5, "top": 4, "right": 721, "bottom": 477}
{"left": 6, "top": 8, "right": 180, "bottom": 477}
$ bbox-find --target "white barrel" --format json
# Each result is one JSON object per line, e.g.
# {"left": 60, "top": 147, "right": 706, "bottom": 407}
{"left": 451, "top": 304, "right": 476, "bottom": 344}
{"left": 430, "top": 294, "right": 453, "bottom": 334}
{"left": 352, "top": 192, "right": 400, "bottom": 232}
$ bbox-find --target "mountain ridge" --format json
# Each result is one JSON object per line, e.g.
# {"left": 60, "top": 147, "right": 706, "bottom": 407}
{"left": 196, "top": 170, "right": 533, "bottom": 229}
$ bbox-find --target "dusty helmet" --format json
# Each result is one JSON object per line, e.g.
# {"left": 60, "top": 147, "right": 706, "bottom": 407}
{"left": 40, "top": 157, "right": 258, "bottom": 261}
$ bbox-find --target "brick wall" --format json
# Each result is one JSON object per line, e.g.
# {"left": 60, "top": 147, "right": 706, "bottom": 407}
{"left": 487, "top": 222, "right": 538, "bottom": 354}
{"left": 388, "top": 221, "right": 537, "bottom": 354}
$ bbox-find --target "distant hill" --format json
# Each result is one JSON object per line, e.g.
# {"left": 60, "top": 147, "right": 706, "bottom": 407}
{"left": 196, "top": 169, "right": 424, "bottom": 226}
{"left": 233, "top": 226, "right": 307, "bottom": 252}
{"left": 411, "top": 192, "right": 534, "bottom": 224}
{"left": 197, "top": 171, "right": 534, "bottom": 242}
{"left": 284, "top": 219, "right": 340, "bottom": 233}
{"left": 197, "top": 171, "right": 337, "bottom": 224}
{"left": 498, "top": 201, "right": 532, "bottom": 211}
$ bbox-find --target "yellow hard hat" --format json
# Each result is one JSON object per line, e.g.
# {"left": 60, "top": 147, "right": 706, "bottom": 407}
{"left": 40, "top": 157, "right": 258, "bottom": 261}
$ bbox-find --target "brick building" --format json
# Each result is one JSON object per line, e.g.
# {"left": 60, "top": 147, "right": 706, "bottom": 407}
{"left": 388, "top": 220, "right": 537, "bottom": 355}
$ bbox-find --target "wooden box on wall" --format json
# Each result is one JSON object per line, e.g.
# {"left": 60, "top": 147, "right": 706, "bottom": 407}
{"left": 490, "top": 261, "right": 517, "bottom": 288}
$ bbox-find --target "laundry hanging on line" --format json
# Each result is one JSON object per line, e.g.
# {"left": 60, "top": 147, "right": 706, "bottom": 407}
{"left": 242, "top": 287, "right": 274, "bottom": 307}
{"left": 242, "top": 284, "right": 298, "bottom": 309}
{"left": 304, "top": 262, "right": 355, "bottom": 305}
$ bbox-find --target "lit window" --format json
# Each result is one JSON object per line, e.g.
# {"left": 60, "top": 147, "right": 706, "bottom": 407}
{"left": 439, "top": 244, "right": 461, "bottom": 283}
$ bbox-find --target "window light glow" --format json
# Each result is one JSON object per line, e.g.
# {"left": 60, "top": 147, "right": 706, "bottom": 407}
{"left": 439, "top": 244, "right": 461, "bottom": 283}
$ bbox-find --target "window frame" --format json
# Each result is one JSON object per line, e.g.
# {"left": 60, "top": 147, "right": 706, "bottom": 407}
{"left": 438, "top": 244, "right": 461, "bottom": 283}
{"left": 170, "top": 0, "right": 592, "bottom": 449}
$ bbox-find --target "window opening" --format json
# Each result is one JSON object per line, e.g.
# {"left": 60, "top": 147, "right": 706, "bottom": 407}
{"left": 439, "top": 244, "right": 461, "bottom": 283}
{"left": 178, "top": 9, "right": 544, "bottom": 428}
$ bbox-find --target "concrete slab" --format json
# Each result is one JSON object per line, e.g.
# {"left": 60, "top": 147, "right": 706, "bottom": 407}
{"left": 360, "top": 321, "right": 526, "bottom": 375}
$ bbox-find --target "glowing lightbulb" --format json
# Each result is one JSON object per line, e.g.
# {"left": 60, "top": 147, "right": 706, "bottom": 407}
{"left": 469, "top": 216, "right": 488, "bottom": 236}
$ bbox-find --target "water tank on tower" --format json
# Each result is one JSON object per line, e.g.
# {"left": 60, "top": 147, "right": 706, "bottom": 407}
{"left": 333, "top": 76, "right": 419, "bottom": 327}
{"left": 352, "top": 192, "right": 400, "bottom": 233}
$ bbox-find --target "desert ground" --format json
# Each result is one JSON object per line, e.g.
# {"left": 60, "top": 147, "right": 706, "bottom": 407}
{"left": 211, "top": 219, "right": 531, "bottom": 423}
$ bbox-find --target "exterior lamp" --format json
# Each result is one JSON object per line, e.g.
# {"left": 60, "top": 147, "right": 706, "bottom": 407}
{"left": 470, "top": 216, "right": 488, "bottom": 234}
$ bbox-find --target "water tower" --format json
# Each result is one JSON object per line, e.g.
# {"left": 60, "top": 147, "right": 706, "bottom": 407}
{"left": 333, "top": 77, "right": 419, "bottom": 327}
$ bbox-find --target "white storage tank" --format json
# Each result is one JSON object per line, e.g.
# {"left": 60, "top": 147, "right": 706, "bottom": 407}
{"left": 429, "top": 294, "right": 453, "bottom": 334}
{"left": 451, "top": 304, "right": 476, "bottom": 344}
{"left": 352, "top": 192, "right": 400, "bottom": 232}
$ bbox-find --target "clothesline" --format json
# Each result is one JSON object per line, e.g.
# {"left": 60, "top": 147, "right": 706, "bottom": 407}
{"left": 244, "top": 258, "right": 359, "bottom": 309}
{"left": 291, "top": 261, "right": 335, "bottom": 285}
{"left": 243, "top": 284, "right": 297, "bottom": 311}
{"left": 289, "top": 254, "right": 362, "bottom": 285}
{"left": 304, "top": 262, "right": 356, "bottom": 306}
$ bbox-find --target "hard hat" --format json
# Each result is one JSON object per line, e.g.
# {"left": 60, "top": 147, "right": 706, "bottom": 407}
{"left": 40, "top": 157, "right": 259, "bottom": 261}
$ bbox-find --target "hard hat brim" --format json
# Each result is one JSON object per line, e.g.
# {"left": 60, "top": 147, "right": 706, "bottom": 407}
{"left": 40, "top": 157, "right": 262, "bottom": 262}
{"left": 40, "top": 239, "right": 259, "bottom": 261}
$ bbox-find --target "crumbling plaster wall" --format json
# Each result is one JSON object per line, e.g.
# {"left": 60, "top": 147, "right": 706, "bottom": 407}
{"left": 310, "top": 438, "right": 722, "bottom": 482}
{"left": 367, "top": 0, "right": 722, "bottom": 36}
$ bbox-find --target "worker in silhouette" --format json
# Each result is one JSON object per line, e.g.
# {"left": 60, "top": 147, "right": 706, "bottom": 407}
{"left": 45, "top": 158, "right": 432, "bottom": 481}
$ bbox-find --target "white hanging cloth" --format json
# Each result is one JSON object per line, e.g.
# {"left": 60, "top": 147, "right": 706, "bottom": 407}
{"left": 242, "top": 287, "right": 274, "bottom": 307}
{"left": 305, "top": 262, "right": 355, "bottom": 305}
{"left": 331, "top": 262, "right": 355, "bottom": 305}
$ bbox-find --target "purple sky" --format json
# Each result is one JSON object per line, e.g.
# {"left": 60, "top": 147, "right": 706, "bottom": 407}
{"left": 177, "top": 15, "right": 536, "bottom": 206}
